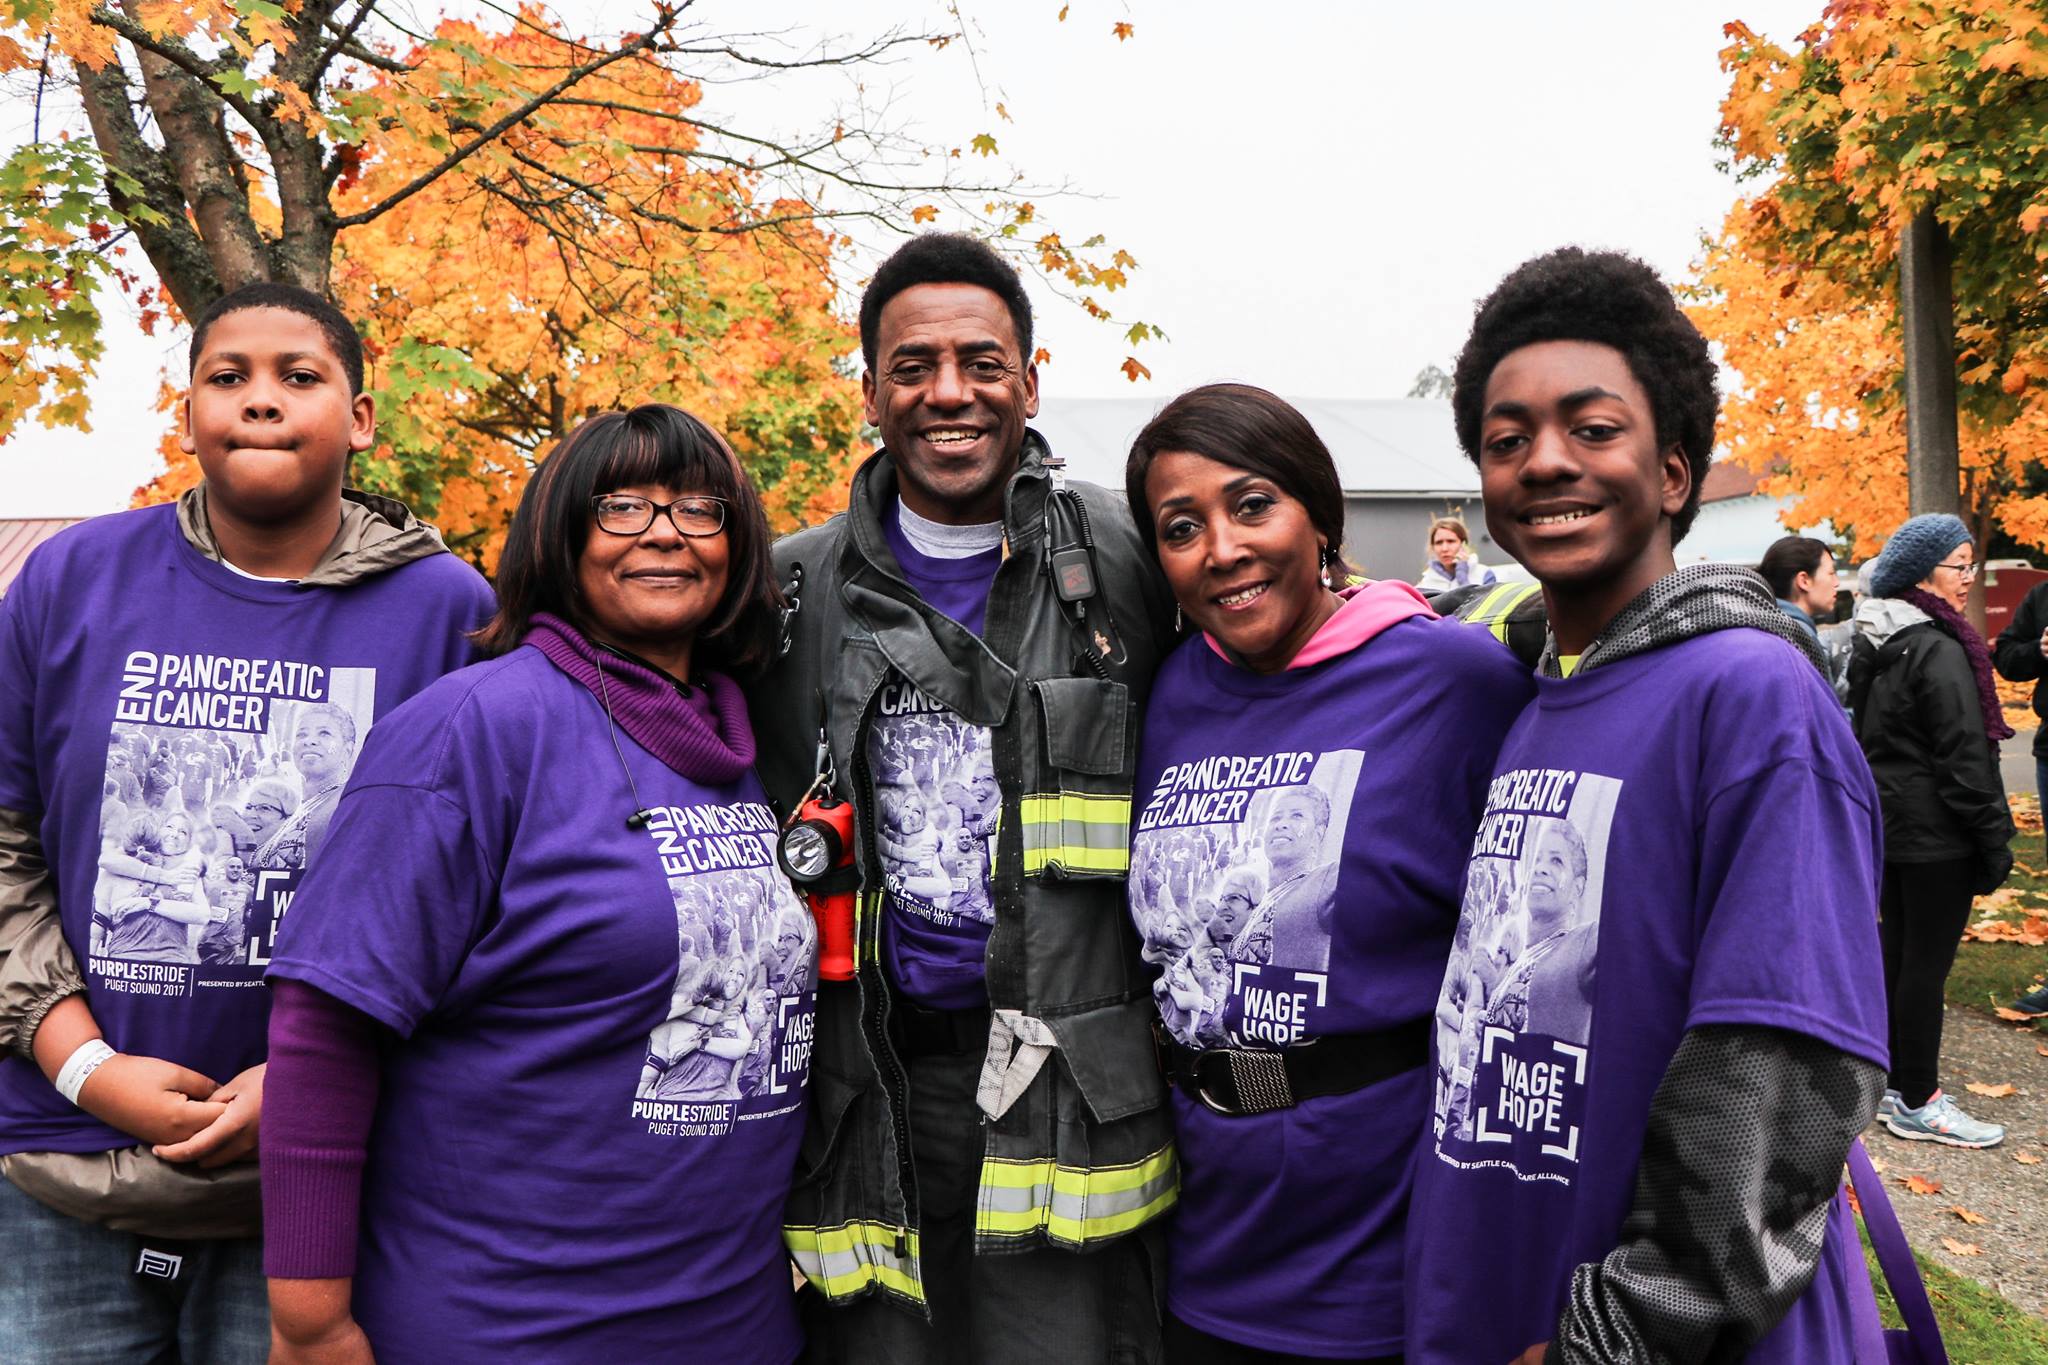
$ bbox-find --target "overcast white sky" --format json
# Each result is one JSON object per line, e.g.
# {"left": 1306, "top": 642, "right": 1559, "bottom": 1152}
{"left": 1, "top": 0, "right": 1822, "bottom": 516}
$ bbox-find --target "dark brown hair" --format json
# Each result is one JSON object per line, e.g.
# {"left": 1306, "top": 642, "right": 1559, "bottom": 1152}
{"left": 189, "top": 281, "right": 365, "bottom": 394}
{"left": 1757, "top": 535, "right": 1833, "bottom": 600}
{"left": 1124, "top": 383, "right": 1352, "bottom": 576}
{"left": 474, "top": 405, "right": 783, "bottom": 677}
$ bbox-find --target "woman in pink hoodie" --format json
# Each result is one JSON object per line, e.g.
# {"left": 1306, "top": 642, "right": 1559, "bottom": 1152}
{"left": 1122, "top": 384, "right": 1534, "bottom": 1364}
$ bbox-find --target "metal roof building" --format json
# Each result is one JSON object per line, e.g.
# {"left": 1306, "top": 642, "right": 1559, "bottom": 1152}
{"left": 0, "top": 518, "right": 84, "bottom": 597}
{"left": 1029, "top": 396, "right": 1492, "bottom": 583}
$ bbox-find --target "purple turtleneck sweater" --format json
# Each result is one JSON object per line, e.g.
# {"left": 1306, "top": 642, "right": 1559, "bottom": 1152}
{"left": 263, "top": 616, "right": 756, "bottom": 1277}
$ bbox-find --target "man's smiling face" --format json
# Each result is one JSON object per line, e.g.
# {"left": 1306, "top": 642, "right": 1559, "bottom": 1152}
{"left": 863, "top": 282, "right": 1040, "bottom": 526}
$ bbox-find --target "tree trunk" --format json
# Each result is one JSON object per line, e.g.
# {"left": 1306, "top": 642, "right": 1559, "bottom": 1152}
{"left": 1900, "top": 209, "right": 1961, "bottom": 519}
{"left": 75, "top": 58, "right": 221, "bottom": 318}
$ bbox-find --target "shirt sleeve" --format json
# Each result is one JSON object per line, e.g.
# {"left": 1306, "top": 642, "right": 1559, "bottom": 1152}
{"left": 1687, "top": 753, "right": 1889, "bottom": 1070}
{"left": 1993, "top": 585, "right": 2048, "bottom": 683}
{"left": 0, "top": 556, "right": 44, "bottom": 814}
{"left": 0, "top": 805, "right": 84, "bottom": 1059}
{"left": 261, "top": 978, "right": 389, "bottom": 1278}
{"left": 1554, "top": 1024, "right": 1885, "bottom": 1364}
{"left": 267, "top": 778, "right": 497, "bottom": 1038}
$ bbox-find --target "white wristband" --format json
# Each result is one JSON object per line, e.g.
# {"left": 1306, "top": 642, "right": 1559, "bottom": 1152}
{"left": 54, "top": 1039, "right": 117, "bottom": 1107}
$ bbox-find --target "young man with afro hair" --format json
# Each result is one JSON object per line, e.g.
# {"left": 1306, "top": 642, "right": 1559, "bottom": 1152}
{"left": 1407, "top": 248, "right": 1888, "bottom": 1364}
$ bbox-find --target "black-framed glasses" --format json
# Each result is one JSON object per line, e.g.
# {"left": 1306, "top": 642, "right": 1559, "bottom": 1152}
{"left": 1932, "top": 558, "right": 1979, "bottom": 582}
{"left": 591, "top": 493, "right": 728, "bottom": 538}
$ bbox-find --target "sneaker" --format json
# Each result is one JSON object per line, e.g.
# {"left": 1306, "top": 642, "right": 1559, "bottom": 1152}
{"left": 1883, "top": 1091, "right": 2005, "bottom": 1149}
{"left": 2011, "top": 983, "right": 2048, "bottom": 1014}
{"left": 1876, "top": 1088, "right": 1902, "bottom": 1120}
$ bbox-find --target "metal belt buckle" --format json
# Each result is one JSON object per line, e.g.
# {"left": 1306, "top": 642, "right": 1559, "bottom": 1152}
{"left": 1195, "top": 1048, "right": 1294, "bottom": 1116}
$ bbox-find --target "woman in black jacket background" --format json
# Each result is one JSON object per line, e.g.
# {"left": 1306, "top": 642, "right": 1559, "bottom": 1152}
{"left": 1992, "top": 579, "right": 2048, "bottom": 1013}
{"left": 1849, "top": 513, "right": 2013, "bottom": 1148}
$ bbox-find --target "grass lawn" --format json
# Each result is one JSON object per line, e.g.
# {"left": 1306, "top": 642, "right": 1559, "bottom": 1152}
{"left": 1948, "top": 792, "right": 2048, "bottom": 1033}
{"left": 1862, "top": 1233, "right": 2048, "bottom": 1364}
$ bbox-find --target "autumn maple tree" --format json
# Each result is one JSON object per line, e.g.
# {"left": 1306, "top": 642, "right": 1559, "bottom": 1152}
{"left": 1689, "top": 0, "right": 2048, "bottom": 558}
{"left": 0, "top": 1, "right": 1157, "bottom": 560}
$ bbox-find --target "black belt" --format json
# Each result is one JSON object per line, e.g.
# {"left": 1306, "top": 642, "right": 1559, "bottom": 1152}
{"left": 893, "top": 1001, "right": 992, "bottom": 1057}
{"left": 1158, "top": 1016, "right": 1432, "bottom": 1117}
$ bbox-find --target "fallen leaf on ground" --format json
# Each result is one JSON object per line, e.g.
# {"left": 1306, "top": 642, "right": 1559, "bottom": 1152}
{"left": 1964, "top": 1082, "right": 2018, "bottom": 1099}
{"left": 2038, "top": 1044, "right": 2048, "bottom": 1058}
{"left": 1962, "top": 918, "right": 2048, "bottom": 945}
{"left": 1941, "top": 1237, "right": 1982, "bottom": 1256}
{"left": 1947, "top": 1205, "right": 1988, "bottom": 1225}
{"left": 2015, "top": 1151, "right": 2042, "bottom": 1165}
{"left": 1845, "top": 1185, "right": 1862, "bottom": 1215}
{"left": 1975, "top": 888, "right": 2022, "bottom": 912}
{"left": 1901, "top": 1174, "right": 1944, "bottom": 1196}
{"left": 1994, "top": 1007, "right": 2046, "bottom": 1021}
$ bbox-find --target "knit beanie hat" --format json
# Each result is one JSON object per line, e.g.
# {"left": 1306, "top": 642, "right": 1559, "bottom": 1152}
{"left": 1868, "top": 513, "right": 1971, "bottom": 598}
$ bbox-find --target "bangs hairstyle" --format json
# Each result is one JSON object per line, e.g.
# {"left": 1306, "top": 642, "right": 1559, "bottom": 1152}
{"left": 1124, "top": 383, "right": 1352, "bottom": 575}
{"left": 1451, "top": 247, "right": 1720, "bottom": 545}
{"left": 474, "top": 404, "right": 783, "bottom": 677}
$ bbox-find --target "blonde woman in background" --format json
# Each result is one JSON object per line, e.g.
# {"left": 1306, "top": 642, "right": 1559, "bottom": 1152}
{"left": 1418, "top": 516, "right": 1497, "bottom": 593}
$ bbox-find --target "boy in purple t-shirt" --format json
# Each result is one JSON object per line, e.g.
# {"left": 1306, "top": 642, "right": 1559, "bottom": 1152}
{"left": 0, "top": 283, "right": 491, "bottom": 1361}
{"left": 1407, "top": 250, "right": 1887, "bottom": 1364}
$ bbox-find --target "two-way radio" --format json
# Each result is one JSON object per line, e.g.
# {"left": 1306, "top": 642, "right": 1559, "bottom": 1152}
{"left": 1041, "top": 453, "right": 1126, "bottom": 676}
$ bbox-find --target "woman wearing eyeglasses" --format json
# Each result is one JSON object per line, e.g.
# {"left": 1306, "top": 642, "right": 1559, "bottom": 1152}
{"left": 258, "top": 405, "right": 817, "bottom": 1362}
{"left": 1848, "top": 513, "right": 2015, "bottom": 1149}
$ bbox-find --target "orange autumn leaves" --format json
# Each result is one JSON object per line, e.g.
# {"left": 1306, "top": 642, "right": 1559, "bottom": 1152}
{"left": 127, "top": 13, "right": 862, "bottom": 566}
{"left": 1692, "top": 1, "right": 2048, "bottom": 556}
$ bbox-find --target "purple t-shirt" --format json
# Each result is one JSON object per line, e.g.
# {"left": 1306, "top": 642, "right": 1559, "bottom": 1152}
{"left": 0, "top": 504, "right": 491, "bottom": 1155}
{"left": 1409, "top": 629, "right": 1887, "bottom": 1363}
{"left": 269, "top": 647, "right": 816, "bottom": 1361}
{"left": 868, "top": 504, "right": 1003, "bottom": 1008}
{"left": 1129, "top": 615, "right": 1532, "bottom": 1356}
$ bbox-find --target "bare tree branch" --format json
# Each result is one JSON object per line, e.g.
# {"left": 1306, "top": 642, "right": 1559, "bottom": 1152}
{"left": 664, "top": 27, "right": 943, "bottom": 70}
{"left": 545, "top": 97, "right": 1012, "bottom": 200}
{"left": 332, "top": 5, "right": 684, "bottom": 229}
{"left": 314, "top": 3, "right": 409, "bottom": 80}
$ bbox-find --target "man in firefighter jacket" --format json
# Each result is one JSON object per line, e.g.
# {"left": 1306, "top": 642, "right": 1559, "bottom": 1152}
{"left": 752, "top": 233, "right": 1178, "bottom": 1362}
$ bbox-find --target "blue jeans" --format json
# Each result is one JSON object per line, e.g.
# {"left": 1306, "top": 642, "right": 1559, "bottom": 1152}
{"left": 0, "top": 1172, "right": 268, "bottom": 1364}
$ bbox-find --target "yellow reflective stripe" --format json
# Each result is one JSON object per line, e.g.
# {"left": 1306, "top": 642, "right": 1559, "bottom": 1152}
{"left": 1463, "top": 581, "right": 1540, "bottom": 644}
{"left": 786, "top": 1220, "right": 924, "bottom": 1303}
{"left": 1464, "top": 582, "right": 1521, "bottom": 622}
{"left": 854, "top": 890, "right": 883, "bottom": 969}
{"left": 1019, "top": 791, "right": 1131, "bottom": 875}
{"left": 974, "top": 1144, "right": 1178, "bottom": 1244}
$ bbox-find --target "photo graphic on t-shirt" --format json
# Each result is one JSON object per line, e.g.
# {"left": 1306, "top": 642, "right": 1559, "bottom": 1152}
{"left": 866, "top": 678, "right": 998, "bottom": 930}
{"left": 1433, "top": 768, "right": 1621, "bottom": 1180}
{"left": 1131, "top": 749, "right": 1363, "bottom": 1049}
{"left": 632, "top": 801, "right": 816, "bottom": 1137}
{"left": 88, "top": 652, "right": 375, "bottom": 994}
